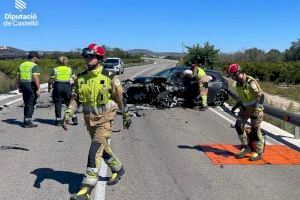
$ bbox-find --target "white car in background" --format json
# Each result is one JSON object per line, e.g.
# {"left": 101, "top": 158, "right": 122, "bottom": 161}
{"left": 103, "top": 57, "right": 124, "bottom": 75}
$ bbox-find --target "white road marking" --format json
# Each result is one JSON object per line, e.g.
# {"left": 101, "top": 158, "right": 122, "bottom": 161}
{"left": 4, "top": 98, "right": 23, "bottom": 106}
{"left": 94, "top": 61, "right": 173, "bottom": 200}
{"left": 209, "top": 107, "right": 272, "bottom": 144}
{"left": 0, "top": 83, "right": 48, "bottom": 102}
{"left": 94, "top": 142, "right": 109, "bottom": 200}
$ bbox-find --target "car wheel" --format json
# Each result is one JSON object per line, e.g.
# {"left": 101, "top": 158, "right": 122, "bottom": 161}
{"left": 213, "top": 90, "right": 228, "bottom": 106}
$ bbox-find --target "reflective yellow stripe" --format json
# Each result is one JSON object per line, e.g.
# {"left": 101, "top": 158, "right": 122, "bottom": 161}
{"left": 77, "top": 187, "right": 89, "bottom": 195}
{"left": 111, "top": 173, "right": 118, "bottom": 180}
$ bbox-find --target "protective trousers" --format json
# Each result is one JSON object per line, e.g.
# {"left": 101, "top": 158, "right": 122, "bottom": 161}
{"left": 52, "top": 82, "right": 71, "bottom": 119}
{"left": 235, "top": 107, "right": 264, "bottom": 154}
{"left": 20, "top": 82, "right": 38, "bottom": 124}
{"left": 82, "top": 113, "right": 122, "bottom": 187}
{"left": 199, "top": 82, "right": 208, "bottom": 107}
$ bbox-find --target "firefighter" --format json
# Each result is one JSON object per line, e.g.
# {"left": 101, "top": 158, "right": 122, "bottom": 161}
{"left": 191, "top": 63, "right": 209, "bottom": 111}
{"left": 62, "top": 44, "right": 131, "bottom": 200}
{"left": 48, "top": 56, "right": 77, "bottom": 126}
{"left": 17, "top": 51, "right": 41, "bottom": 128}
{"left": 228, "top": 64, "right": 264, "bottom": 161}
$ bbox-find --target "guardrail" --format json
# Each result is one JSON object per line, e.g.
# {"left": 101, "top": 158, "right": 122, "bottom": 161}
{"left": 226, "top": 88, "right": 300, "bottom": 139}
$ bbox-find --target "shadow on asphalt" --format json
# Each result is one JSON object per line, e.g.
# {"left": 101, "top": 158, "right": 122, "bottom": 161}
{"left": 34, "top": 118, "right": 56, "bottom": 126}
{"left": 30, "top": 168, "right": 84, "bottom": 193}
{"left": 1, "top": 118, "right": 23, "bottom": 127}
{"left": 177, "top": 144, "right": 235, "bottom": 157}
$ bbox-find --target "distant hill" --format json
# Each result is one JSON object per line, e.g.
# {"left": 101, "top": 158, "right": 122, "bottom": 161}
{"left": 0, "top": 46, "right": 28, "bottom": 59}
{"left": 0, "top": 46, "right": 186, "bottom": 59}
{"left": 126, "top": 49, "right": 186, "bottom": 57}
{"left": 126, "top": 49, "right": 155, "bottom": 55}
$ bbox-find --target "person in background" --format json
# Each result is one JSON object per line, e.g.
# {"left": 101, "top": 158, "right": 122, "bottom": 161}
{"left": 48, "top": 56, "right": 77, "bottom": 126}
{"left": 191, "top": 63, "right": 209, "bottom": 111}
{"left": 17, "top": 51, "right": 41, "bottom": 128}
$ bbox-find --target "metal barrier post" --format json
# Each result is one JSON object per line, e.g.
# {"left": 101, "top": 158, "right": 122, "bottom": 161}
{"left": 295, "top": 126, "right": 300, "bottom": 139}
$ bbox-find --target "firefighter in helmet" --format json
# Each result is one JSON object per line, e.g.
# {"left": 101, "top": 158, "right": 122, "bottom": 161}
{"left": 228, "top": 63, "right": 264, "bottom": 161}
{"left": 63, "top": 43, "right": 131, "bottom": 200}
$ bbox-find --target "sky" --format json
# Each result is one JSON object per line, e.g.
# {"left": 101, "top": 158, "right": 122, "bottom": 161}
{"left": 0, "top": 0, "right": 299, "bottom": 53}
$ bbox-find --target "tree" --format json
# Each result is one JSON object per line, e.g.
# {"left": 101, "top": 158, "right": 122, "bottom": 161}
{"left": 265, "top": 49, "right": 282, "bottom": 62}
{"left": 284, "top": 38, "right": 300, "bottom": 61}
{"left": 244, "top": 48, "right": 265, "bottom": 62}
{"left": 183, "top": 42, "right": 219, "bottom": 69}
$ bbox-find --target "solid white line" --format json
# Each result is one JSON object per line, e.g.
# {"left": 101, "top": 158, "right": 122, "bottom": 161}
{"left": 94, "top": 61, "right": 175, "bottom": 200}
{"left": 0, "top": 83, "right": 48, "bottom": 102}
{"left": 130, "top": 63, "right": 176, "bottom": 79}
{"left": 94, "top": 159, "right": 108, "bottom": 200}
{"left": 5, "top": 98, "right": 23, "bottom": 106}
{"left": 209, "top": 107, "right": 234, "bottom": 124}
{"left": 209, "top": 107, "right": 272, "bottom": 144}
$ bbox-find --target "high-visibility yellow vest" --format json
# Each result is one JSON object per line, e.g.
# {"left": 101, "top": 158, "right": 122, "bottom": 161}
{"left": 236, "top": 76, "right": 262, "bottom": 104}
{"left": 196, "top": 67, "right": 206, "bottom": 78}
{"left": 77, "top": 66, "right": 112, "bottom": 107}
{"left": 54, "top": 66, "right": 72, "bottom": 82}
{"left": 18, "top": 61, "right": 36, "bottom": 82}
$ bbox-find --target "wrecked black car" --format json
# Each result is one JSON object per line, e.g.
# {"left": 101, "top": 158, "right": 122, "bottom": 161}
{"left": 122, "top": 66, "right": 229, "bottom": 108}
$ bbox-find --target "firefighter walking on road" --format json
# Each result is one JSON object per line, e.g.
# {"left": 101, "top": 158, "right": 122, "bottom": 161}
{"left": 63, "top": 44, "right": 131, "bottom": 200}
{"left": 191, "top": 63, "right": 209, "bottom": 111}
{"left": 228, "top": 64, "right": 265, "bottom": 161}
{"left": 48, "top": 56, "right": 77, "bottom": 126}
{"left": 17, "top": 51, "right": 41, "bottom": 128}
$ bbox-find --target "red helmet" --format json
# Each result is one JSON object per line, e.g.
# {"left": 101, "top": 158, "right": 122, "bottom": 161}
{"left": 191, "top": 64, "right": 197, "bottom": 70}
{"left": 82, "top": 43, "right": 105, "bottom": 59}
{"left": 228, "top": 63, "right": 241, "bottom": 74}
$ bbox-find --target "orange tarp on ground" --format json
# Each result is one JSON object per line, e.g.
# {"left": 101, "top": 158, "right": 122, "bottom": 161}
{"left": 200, "top": 144, "right": 300, "bottom": 165}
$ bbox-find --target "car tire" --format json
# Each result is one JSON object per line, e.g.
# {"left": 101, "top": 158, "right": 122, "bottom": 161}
{"left": 213, "top": 90, "right": 228, "bottom": 106}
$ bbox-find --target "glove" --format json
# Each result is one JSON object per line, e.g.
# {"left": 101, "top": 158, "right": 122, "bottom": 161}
{"left": 231, "top": 101, "right": 243, "bottom": 113}
{"left": 251, "top": 108, "right": 262, "bottom": 119}
{"left": 121, "top": 108, "right": 131, "bottom": 129}
{"left": 36, "top": 90, "right": 40, "bottom": 98}
{"left": 123, "top": 114, "right": 132, "bottom": 129}
{"left": 62, "top": 108, "right": 73, "bottom": 130}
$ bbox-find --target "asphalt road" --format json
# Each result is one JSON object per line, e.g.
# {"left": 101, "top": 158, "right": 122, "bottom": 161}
{"left": 0, "top": 59, "right": 299, "bottom": 200}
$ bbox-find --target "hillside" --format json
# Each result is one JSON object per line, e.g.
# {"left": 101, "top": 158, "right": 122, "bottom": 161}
{"left": 0, "top": 46, "right": 27, "bottom": 59}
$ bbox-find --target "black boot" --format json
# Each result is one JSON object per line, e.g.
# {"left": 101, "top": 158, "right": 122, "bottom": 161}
{"left": 199, "top": 105, "right": 208, "bottom": 111}
{"left": 55, "top": 119, "right": 63, "bottom": 126}
{"left": 235, "top": 146, "right": 251, "bottom": 159}
{"left": 107, "top": 166, "right": 125, "bottom": 185}
{"left": 72, "top": 115, "right": 78, "bottom": 125}
{"left": 249, "top": 152, "right": 263, "bottom": 161}
{"left": 23, "top": 121, "right": 38, "bottom": 128}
